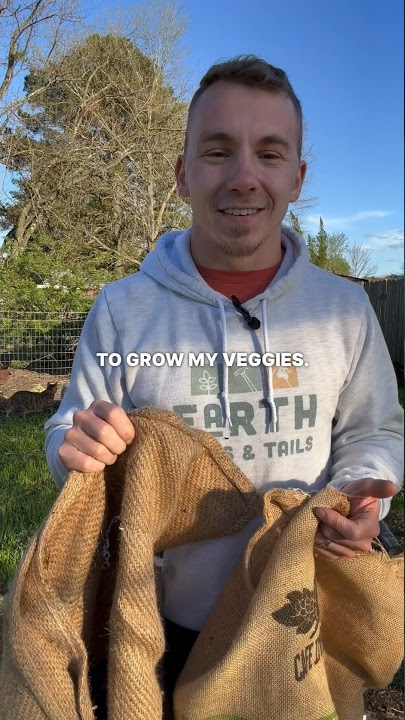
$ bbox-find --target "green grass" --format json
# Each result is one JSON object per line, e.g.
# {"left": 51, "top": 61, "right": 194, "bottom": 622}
{"left": 391, "top": 490, "right": 404, "bottom": 514}
{"left": 0, "top": 414, "right": 58, "bottom": 584}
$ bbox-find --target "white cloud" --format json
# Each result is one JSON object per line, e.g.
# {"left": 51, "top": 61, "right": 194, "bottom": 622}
{"left": 352, "top": 211, "right": 393, "bottom": 221}
{"left": 306, "top": 210, "right": 393, "bottom": 228}
{"left": 364, "top": 229, "right": 404, "bottom": 249}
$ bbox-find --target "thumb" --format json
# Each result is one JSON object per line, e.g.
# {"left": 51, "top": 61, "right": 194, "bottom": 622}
{"left": 343, "top": 478, "right": 397, "bottom": 499}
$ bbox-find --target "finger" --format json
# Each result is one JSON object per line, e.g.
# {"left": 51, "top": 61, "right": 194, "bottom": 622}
{"left": 315, "top": 528, "right": 373, "bottom": 552}
{"left": 313, "top": 507, "right": 354, "bottom": 540}
{"left": 348, "top": 495, "right": 381, "bottom": 514}
{"left": 315, "top": 519, "right": 376, "bottom": 545}
{"left": 343, "top": 479, "right": 397, "bottom": 499}
{"left": 313, "top": 506, "right": 379, "bottom": 541}
{"left": 314, "top": 521, "right": 347, "bottom": 543}
{"left": 72, "top": 412, "right": 129, "bottom": 456}
{"left": 91, "top": 401, "right": 135, "bottom": 444}
{"left": 314, "top": 538, "right": 372, "bottom": 559}
{"left": 64, "top": 426, "right": 119, "bottom": 465}
{"left": 58, "top": 443, "right": 109, "bottom": 474}
{"left": 315, "top": 526, "right": 347, "bottom": 544}
{"left": 314, "top": 544, "right": 358, "bottom": 560}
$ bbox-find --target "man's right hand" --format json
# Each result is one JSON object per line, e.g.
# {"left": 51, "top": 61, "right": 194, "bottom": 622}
{"left": 58, "top": 400, "right": 135, "bottom": 473}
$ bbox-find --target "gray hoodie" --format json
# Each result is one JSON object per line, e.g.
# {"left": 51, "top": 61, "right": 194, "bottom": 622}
{"left": 45, "top": 225, "right": 403, "bottom": 630}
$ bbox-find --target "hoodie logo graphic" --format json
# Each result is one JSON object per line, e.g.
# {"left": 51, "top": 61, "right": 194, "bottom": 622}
{"left": 273, "top": 366, "right": 299, "bottom": 389}
{"left": 190, "top": 363, "right": 298, "bottom": 396}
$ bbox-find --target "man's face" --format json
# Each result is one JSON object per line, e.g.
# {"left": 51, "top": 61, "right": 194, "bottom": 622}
{"left": 176, "top": 81, "right": 307, "bottom": 269}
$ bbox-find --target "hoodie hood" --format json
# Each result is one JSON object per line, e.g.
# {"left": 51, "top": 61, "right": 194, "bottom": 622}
{"left": 140, "top": 224, "right": 309, "bottom": 310}
{"left": 140, "top": 224, "right": 309, "bottom": 435}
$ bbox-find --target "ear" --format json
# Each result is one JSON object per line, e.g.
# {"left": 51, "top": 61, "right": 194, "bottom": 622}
{"left": 290, "top": 160, "right": 307, "bottom": 203}
{"left": 175, "top": 155, "right": 189, "bottom": 199}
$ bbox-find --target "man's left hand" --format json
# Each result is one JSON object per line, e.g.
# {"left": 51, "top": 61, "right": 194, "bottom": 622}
{"left": 313, "top": 479, "right": 397, "bottom": 559}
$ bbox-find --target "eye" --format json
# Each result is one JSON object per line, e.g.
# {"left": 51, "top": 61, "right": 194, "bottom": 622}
{"left": 261, "top": 152, "right": 280, "bottom": 160}
{"left": 206, "top": 151, "right": 227, "bottom": 157}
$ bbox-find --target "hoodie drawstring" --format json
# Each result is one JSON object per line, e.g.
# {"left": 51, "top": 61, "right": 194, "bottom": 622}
{"left": 217, "top": 298, "right": 278, "bottom": 437}
{"left": 217, "top": 299, "right": 232, "bottom": 439}
{"left": 261, "top": 299, "right": 278, "bottom": 430}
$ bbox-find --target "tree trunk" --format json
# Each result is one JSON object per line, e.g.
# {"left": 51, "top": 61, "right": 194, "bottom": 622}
{"left": 10, "top": 202, "right": 37, "bottom": 260}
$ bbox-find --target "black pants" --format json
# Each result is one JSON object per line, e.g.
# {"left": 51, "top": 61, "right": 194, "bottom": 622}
{"left": 160, "top": 618, "right": 200, "bottom": 718}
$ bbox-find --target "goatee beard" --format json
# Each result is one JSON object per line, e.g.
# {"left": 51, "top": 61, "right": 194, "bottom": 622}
{"left": 216, "top": 231, "right": 263, "bottom": 257}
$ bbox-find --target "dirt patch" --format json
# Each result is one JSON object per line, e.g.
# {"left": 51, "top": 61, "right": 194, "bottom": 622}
{"left": 0, "top": 367, "right": 69, "bottom": 404}
{"left": 373, "top": 515, "right": 404, "bottom": 718}
{"left": 365, "top": 676, "right": 404, "bottom": 719}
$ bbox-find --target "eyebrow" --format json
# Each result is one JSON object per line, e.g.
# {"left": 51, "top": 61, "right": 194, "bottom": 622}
{"left": 197, "top": 131, "right": 290, "bottom": 150}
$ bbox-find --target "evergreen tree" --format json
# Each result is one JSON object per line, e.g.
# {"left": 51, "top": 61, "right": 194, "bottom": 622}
{"left": 316, "top": 218, "right": 328, "bottom": 268}
{"left": 1, "top": 22, "right": 190, "bottom": 310}
{"left": 305, "top": 218, "right": 350, "bottom": 275}
{"left": 287, "top": 210, "right": 305, "bottom": 237}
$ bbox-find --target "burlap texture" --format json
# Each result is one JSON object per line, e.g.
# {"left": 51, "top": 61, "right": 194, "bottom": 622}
{"left": 174, "top": 489, "right": 404, "bottom": 720}
{"left": 0, "top": 408, "right": 403, "bottom": 720}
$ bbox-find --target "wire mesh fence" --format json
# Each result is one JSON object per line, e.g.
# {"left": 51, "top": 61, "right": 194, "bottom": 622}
{"left": 0, "top": 311, "right": 88, "bottom": 376}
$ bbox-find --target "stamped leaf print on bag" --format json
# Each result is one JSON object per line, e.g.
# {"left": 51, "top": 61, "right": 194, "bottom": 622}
{"left": 272, "top": 587, "right": 319, "bottom": 639}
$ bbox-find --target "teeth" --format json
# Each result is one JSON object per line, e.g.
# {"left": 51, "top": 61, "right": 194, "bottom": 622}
{"left": 223, "top": 209, "right": 259, "bottom": 216}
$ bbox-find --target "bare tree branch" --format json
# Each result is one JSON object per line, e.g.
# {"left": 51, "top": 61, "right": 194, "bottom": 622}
{"left": 2, "top": 3, "right": 190, "bottom": 275}
{"left": 0, "top": 0, "right": 82, "bottom": 135}
{"left": 346, "top": 243, "right": 378, "bottom": 278}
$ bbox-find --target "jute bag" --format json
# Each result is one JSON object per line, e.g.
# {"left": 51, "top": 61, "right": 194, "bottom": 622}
{"left": 0, "top": 409, "right": 403, "bottom": 720}
{"left": 175, "top": 488, "right": 404, "bottom": 720}
{"left": 0, "top": 409, "right": 262, "bottom": 720}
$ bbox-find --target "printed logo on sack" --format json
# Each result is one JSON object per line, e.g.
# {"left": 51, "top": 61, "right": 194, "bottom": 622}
{"left": 272, "top": 586, "right": 323, "bottom": 682}
{"left": 272, "top": 587, "right": 319, "bottom": 638}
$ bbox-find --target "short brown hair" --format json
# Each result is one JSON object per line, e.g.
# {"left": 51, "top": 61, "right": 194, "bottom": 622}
{"left": 185, "top": 55, "right": 303, "bottom": 158}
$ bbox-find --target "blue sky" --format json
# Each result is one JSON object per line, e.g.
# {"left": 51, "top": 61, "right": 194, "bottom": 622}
{"left": 178, "top": 0, "right": 404, "bottom": 275}
{"left": 1, "top": 0, "right": 403, "bottom": 275}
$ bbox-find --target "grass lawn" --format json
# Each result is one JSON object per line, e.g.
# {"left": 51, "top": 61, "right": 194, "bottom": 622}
{"left": 0, "top": 414, "right": 58, "bottom": 585}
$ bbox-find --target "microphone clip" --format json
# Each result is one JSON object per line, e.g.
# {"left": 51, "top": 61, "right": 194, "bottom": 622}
{"left": 231, "top": 295, "right": 261, "bottom": 330}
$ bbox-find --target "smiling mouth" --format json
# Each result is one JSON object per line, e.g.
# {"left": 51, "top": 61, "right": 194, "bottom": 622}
{"left": 219, "top": 209, "right": 264, "bottom": 218}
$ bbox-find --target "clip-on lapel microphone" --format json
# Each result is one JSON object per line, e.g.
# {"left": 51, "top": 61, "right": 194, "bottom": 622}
{"left": 231, "top": 295, "right": 261, "bottom": 330}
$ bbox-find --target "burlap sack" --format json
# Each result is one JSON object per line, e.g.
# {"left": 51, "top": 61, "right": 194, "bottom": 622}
{"left": 0, "top": 409, "right": 403, "bottom": 720}
{"left": 0, "top": 409, "right": 261, "bottom": 720}
{"left": 175, "top": 488, "right": 404, "bottom": 720}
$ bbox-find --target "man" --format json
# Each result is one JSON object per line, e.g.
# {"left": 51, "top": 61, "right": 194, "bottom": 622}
{"left": 45, "top": 55, "right": 403, "bottom": 695}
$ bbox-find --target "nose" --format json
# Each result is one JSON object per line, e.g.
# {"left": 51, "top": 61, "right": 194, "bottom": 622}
{"left": 226, "top": 152, "right": 259, "bottom": 193}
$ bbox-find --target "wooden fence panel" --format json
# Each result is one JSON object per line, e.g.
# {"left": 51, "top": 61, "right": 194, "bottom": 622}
{"left": 364, "top": 278, "right": 404, "bottom": 368}
{"left": 396, "top": 281, "right": 404, "bottom": 365}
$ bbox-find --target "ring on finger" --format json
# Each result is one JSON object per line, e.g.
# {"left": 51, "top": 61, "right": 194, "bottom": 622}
{"left": 322, "top": 539, "right": 332, "bottom": 548}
